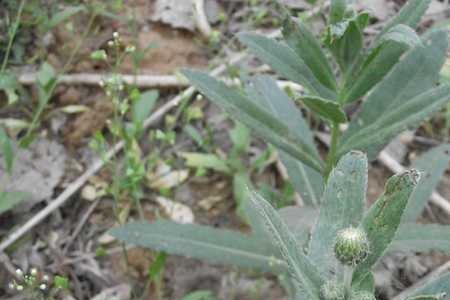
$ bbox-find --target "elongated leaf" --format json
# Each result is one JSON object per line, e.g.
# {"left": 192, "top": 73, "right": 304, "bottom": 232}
{"left": 109, "top": 220, "right": 286, "bottom": 273}
{"left": 353, "top": 170, "right": 419, "bottom": 284}
{"left": 278, "top": 205, "right": 318, "bottom": 248}
{"left": 0, "top": 192, "right": 29, "bottom": 214}
{"left": 0, "top": 128, "right": 14, "bottom": 174}
{"left": 339, "top": 83, "right": 450, "bottom": 159}
{"left": 329, "top": 0, "right": 347, "bottom": 24}
{"left": 248, "top": 190, "right": 323, "bottom": 299}
{"left": 180, "top": 152, "right": 231, "bottom": 174}
{"left": 245, "top": 75, "right": 323, "bottom": 205}
{"left": 238, "top": 33, "right": 336, "bottom": 99}
{"left": 395, "top": 272, "right": 450, "bottom": 300}
{"left": 309, "top": 151, "right": 368, "bottom": 276}
{"left": 343, "top": 24, "right": 422, "bottom": 103}
{"left": 182, "top": 70, "right": 323, "bottom": 173}
{"left": 46, "top": 5, "right": 85, "bottom": 30}
{"left": 299, "top": 95, "right": 347, "bottom": 123}
{"left": 391, "top": 224, "right": 450, "bottom": 253}
{"left": 377, "top": 0, "right": 431, "bottom": 40}
{"left": 407, "top": 295, "right": 447, "bottom": 300}
{"left": 132, "top": 90, "right": 158, "bottom": 126}
{"left": 339, "top": 29, "right": 448, "bottom": 158}
{"left": 402, "top": 145, "right": 450, "bottom": 222}
{"left": 282, "top": 17, "right": 337, "bottom": 91}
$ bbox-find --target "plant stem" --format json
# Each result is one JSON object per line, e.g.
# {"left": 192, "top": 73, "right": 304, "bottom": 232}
{"left": 324, "top": 122, "right": 339, "bottom": 179}
{"left": 343, "top": 265, "right": 353, "bottom": 298}
{"left": 1, "top": 0, "right": 26, "bottom": 73}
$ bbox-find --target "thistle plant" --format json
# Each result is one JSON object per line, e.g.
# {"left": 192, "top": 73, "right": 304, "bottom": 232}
{"left": 110, "top": 0, "right": 450, "bottom": 299}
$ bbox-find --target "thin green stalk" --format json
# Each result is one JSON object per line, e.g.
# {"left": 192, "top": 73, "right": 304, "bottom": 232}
{"left": 22, "top": 11, "right": 97, "bottom": 143}
{"left": 325, "top": 122, "right": 340, "bottom": 179}
{"left": 343, "top": 265, "right": 353, "bottom": 299}
{"left": 1, "top": 0, "right": 26, "bottom": 72}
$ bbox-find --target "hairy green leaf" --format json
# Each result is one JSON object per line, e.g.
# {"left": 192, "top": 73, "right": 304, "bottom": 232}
{"left": 377, "top": 0, "right": 431, "bottom": 40}
{"left": 298, "top": 95, "right": 347, "bottom": 123}
{"left": 391, "top": 224, "right": 450, "bottom": 253}
{"left": 402, "top": 145, "right": 450, "bottom": 222}
{"left": 282, "top": 17, "right": 336, "bottom": 91}
{"left": 248, "top": 190, "right": 323, "bottom": 299}
{"left": 395, "top": 272, "right": 450, "bottom": 300}
{"left": 278, "top": 205, "right": 319, "bottom": 248}
{"left": 109, "top": 220, "right": 286, "bottom": 273}
{"left": 182, "top": 70, "right": 323, "bottom": 173}
{"left": 353, "top": 170, "right": 419, "bottom": 284}
{"left": 343, "top": 24, "right": 422, "bottom": 103}
{"left": 244, "top": 75, "right": 323, "bottom": 205}
{"left": 238, "top": 33, "right": 336, "bottom": 99}
{"left": 309, "top": 151, "right": 368, "bottom": 276}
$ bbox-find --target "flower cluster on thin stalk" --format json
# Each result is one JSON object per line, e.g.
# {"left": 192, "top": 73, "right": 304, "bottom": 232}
{"left": 8, "top": 268, "right": 50, "bottom": 299}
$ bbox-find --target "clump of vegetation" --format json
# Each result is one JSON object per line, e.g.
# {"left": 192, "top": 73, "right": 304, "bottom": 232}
{"left": 111, "top": 0, "right": 450, "bottom": 299}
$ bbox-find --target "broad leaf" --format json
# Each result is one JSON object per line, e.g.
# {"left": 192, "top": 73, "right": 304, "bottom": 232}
{"left": 180, "top": 152, "right": 231, "bottom": 174}
{"left": 182, "top": 70, "right": 324, "bottom": 172}
{"left": 329, "top": 0, "right": 347, "bottom": 24}
{"left": 402, "top": 144, "right": 450, "bottom": 222}
{"left": 353, "top": 170, "right": 419, "bottom": 284}
{"left": 376, "top": 0, "right": 431, "bottom": 40}
{"left": 0, "top": 128, "right": 14, "bottom": 174}
{"left": 109, "top": 220, "right": 286, "bottom": 273}
{"left": 282, "top": 16, "right": 337, "bottom": 91}
{"left": 308, "top": 151, "right": 368, "bottom": 276}
{"left": 0, "top": 192, "right": 29, "bottom": 214}
{"left": 238, "top": 33, "right": 336, "bottom": 99}
{"left": 248, "top": 190, "right": 323, "bottom": 299}
{"left": 391, "top": 224, "right": 450, "bottom": 253}
{"left": 298, "top": 95, "right": 347, "bottom": 123}
{"left": 343, "top": 24, "right": 422, "bottom": 104}
{"left": 395, "top": 272, "right": 450, "bottom": 300}
{"left": 245, "top": 75, "right": 323, "bottom": 205}
{"left": 278, "top": 205, "right": 319, "bottom": 248}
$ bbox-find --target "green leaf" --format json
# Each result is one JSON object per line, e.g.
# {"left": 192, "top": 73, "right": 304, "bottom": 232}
{"left": 343, "top": 24, "right": 422, "bottom": 103}
{"left": 402, "top": 145, "right": 450, "bottom": 222}
{"left": 0, "top": 72, "right": 19, "bottom": 105}
{"left": 282, "top": 16, "right": 337, "bottom": 91}
{"left": 298, "top": 95, "right": 347, "bottom": 123}
{"left": 247, "top": 189, "right": 323, "bottom": 299}
{"left": 148, "top": 252, "right": 167, "bottom": 281}
{"left": 278, "top": 205, "right": 318, "bottom": 248}
{"left": 353, "top": 170, "right": 419, "bottom": 284}
{"left": 180, "top": 152, "right": 231, "bottom": 174}
{"left": 0, "top": 128, "right": 14, "bottom": 174}
{"left": 329, "top": 0, "right": 347, "bottom": 24}
{"left": 377, "top": 0, "right": 431, "bottom": 40}
{"left": 53, "top": 275, "right": 70, "bottom": 290}
{"left": 339, "top": 83, "right": 450, "bottom": 160}
{"left": 0, "top": 191, "right": 29, "bottom": 214}
{"left": 237, "top": 33, "right": 336, "bottom": 99}
{"left": 308, "top": 151, "right": 368, "bottom": 276}
{"left": 46, "top": 5, "right": 85, "bottom": 30}
{"left": 109, "top": 220, "right": 286, "bottom": 273}
{"left": 37, "top": 62, "right": 57, "bottom": 90}
{"left": 182, "top": 70, "right": 323, "bottom": 172}
{"left": 132, "top": 90, "right": 158, "bottom": 126}
{"left": 391, "top": 224, "right": 450, "bottom": 253}
{"left": 396, "top": 272, "right": 450, "bottom": 300}
{"left": 245, "top": 75, "right": 323, "bottom": 205}
{"left": 229, "top": 122, "right": 250, "bottom": 155}
{"left": 407, "top": 294, "right": 447, "bottom": 300}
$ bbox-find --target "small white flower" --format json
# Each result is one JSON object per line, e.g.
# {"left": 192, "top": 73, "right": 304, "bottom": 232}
{"left": 8, "top": 282, "right": 15, "bottom": 289}
{"left": 39, "top": 283, "right": 47, "bottom": 290}
{"left": 30, "top": 268, "right": 37, "bottom": 276}
{"left": 16, "top": 285, "right": 24, "bottom": 291}
{"left": 125, "top": 45, "right": 136, "bottom": 53}
{"left": 108, "top": 40, "right": 114, "bottom": 47}
{"left": 113, "top": 31, "right": 119, "bottom": 39}
{"left": 42, "top": 275, "right": 49, "bottom": 281}
{"left": 99, "top": 80, "right": 105, "bottom": 87}
{"left": 15, "top": 269, "right": 23, "bottom": 276}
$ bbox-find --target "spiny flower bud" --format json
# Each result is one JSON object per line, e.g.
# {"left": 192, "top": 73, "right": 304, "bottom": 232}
{"left": 350, "top": 291, "right": 377, "bottom": 300}
{"left": 334, "top": 227, "right": 370, "bottom": 266}
{"left": 320, "top": 281, "right": 345, "bottom": 300}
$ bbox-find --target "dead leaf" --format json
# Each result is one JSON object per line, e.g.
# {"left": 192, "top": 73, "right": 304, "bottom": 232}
{"left": 155, "top": 196, "right": 194, "bottom": 224}
{"left": 146, "top": 162, "right": 189, "bottom": 189}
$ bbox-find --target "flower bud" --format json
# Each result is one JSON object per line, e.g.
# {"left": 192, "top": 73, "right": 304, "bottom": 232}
{"left": 334, "top": 227, "right": 370, "bottom": 266}
{"left": 320, "top": 281, "right": 345, "bottom": 300}
{"left": 350, "top": 291, "right": 376, "bottom": 300}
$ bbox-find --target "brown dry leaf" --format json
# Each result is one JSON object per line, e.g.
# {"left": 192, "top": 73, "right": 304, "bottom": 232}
{"left": 155, "top": 196, "right": 194, "bottom": 224}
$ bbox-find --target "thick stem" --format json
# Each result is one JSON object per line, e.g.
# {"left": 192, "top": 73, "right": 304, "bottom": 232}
{"left": 324, "top": 122, "right": 339, "bottom": 179}
{"left": 343, "top": 265, "right": 353, "bottom": 299}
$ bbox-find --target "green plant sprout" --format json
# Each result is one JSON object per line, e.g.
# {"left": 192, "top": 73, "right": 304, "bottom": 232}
{"left": 110, "top": 0, "right": 450, "bottom": 299}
